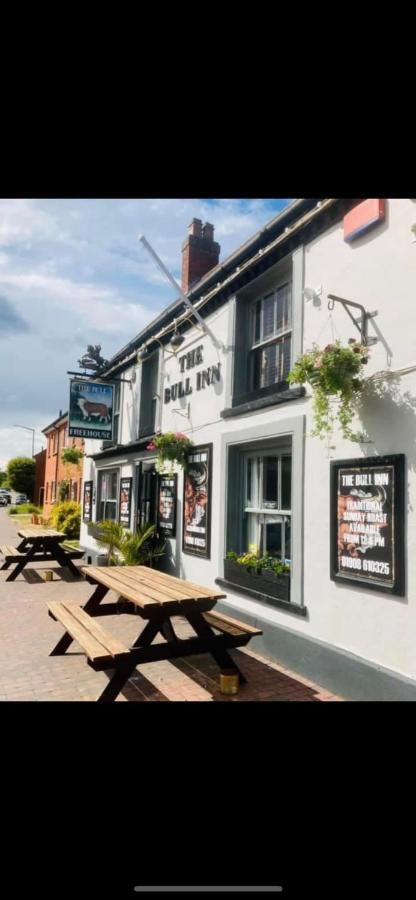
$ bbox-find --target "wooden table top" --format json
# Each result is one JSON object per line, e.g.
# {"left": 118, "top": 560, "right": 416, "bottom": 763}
{"left": 82, "top": 565, "right": 226, "bottom": 613}
{"left": 18, "top": 527, "right": 66, "bottom": 540}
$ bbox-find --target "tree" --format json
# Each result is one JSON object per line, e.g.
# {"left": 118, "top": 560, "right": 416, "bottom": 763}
{"left": 0, "top": 471, "right": 8, "bottom": 488}
{"left": 7, "top": 457, "right": 36, "bottom": 500}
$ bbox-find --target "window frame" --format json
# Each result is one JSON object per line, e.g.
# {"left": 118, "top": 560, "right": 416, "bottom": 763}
{"left": 249, "top": 281, "right": 292, "bottom": 394}
{"left": 243, "top": 448, "right": 292, "bottom": 562}
{"left": 96, "top": 468, "right": 120, "bottom": 523}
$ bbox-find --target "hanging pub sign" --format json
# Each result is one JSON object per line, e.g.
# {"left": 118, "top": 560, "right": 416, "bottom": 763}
{"left": 83, "top": 481, "right": 93, "bottom": 523}
{"left": 68, "top": 379, "right": 114, "bottom": 440}
{"left": 119, "top": 477, "right": 133, "bottom": 527}
{"left": 183, "top": 443, "right": 212, "bottom": 558}
{"left": 157, "top": 474, "right": 177, "bottom": 537}
{"left": 330, "top": 454, "right": 405, "bottom": 596}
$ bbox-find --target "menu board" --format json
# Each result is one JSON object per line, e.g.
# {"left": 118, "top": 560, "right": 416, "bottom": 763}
{"left": 83, "top": 481, "right": 93, "bottom": 523}
{"left": 119, "top": 477, "right": 133, "bottom": 527}
{"left": 183, "top": 444, "right": 212, "bottom": 558}
{"left": 330, "top": 455, "right": 405, "bottom": 595}
{"left": 157, "top": 474, "right": 177, "bottom": 537}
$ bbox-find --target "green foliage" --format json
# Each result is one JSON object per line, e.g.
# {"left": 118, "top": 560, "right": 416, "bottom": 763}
{"left": 59, "top": 480, "right": 70, "bottom": 501}
{"left": 8, "top": 503, "right": 42, "bottom": 516}
{"left": 49, "top": 501, "right": 81, "bottom": 539}
{"left": 61, "top": 447, "right": 84, "bottom": 465}
{"left": 118, "top": 523, "right": 165, "bottom": 566}
{"left": 288, "top": 340, "right": 369, "bottom": 441}
{"left": 147, "top": 432, "right": 193, "bottom": 467}
{"left": 61, "top": 510, "right": 81, "bottom": 539}
{"left": 226, "top": 551, "right": 290, "bottom": 576}
{"left": 95, "top": 520, "right": 126, "bottom": 565}
{"left": 95, "top": 520, "right": 166, "bottom": 566}
{"left": 6, "top": 457, "right": 36, "bottom": 499}
{"left": 0, "top": 471, "right": 8, "bottom": 487}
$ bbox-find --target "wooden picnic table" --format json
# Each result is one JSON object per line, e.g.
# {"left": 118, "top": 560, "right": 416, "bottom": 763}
{"left": 48, "top": 565, "right": 262, "bottom": 701}
{"left": 0, "top": 527, "right": 84, "bottom": 581}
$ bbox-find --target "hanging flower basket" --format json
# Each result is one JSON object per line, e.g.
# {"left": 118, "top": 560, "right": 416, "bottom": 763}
{"left": 287, "top": 339, "right": 369, "bottom": 441}
{"left": 61, "top": 447, "right": 85, "bottom": 465}
{"left": 146, "top": 432, "right": 193, "bottom": 468}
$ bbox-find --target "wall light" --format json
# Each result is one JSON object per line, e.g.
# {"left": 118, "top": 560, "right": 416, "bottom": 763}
{"left": 303, "top": 286, "right": 322, "bottom": 306}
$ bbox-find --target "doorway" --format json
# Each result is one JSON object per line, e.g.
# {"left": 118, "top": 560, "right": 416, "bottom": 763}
{"left": 135, "top": 461, "right": 158, "bottom": 530}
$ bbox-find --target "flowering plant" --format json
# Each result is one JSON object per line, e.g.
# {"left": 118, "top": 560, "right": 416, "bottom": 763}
{"left": 287, "top": 339, "right": 369, "bottom": 441}
{"left": 147, "top": 431, "right": 193, "bottom": 468}
{"left": 226, "top": 551, "right": 290, "bottom": 576}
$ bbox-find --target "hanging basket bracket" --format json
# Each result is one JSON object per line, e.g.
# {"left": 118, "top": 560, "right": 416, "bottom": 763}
{"left": 327, "top": 295, "right": 378, "bottom": 347}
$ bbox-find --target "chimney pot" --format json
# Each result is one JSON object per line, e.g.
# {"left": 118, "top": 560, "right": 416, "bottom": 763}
{"left": 202, "top": 222, "right": 214, "bottom": 241}
{"left": 188, "top": 218, "right": 202, "bottom": 237}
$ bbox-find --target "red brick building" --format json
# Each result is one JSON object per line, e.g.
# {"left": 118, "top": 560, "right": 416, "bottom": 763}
{"left": 42, "top": 411, "right": 85, "bottom": 518}
{"left": 33, "top": 449, "right": 46, "bottom": 506}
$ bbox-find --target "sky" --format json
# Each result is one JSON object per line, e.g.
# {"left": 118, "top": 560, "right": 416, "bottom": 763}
{"left": 0, "top": 197, "right": 291, "bottom": 469}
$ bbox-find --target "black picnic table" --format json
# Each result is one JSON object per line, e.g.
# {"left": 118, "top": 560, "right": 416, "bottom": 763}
{"left": 0, "top": 526, "right": 83, "bottom": 581}
{"left": 48, "top": 565, "right": 263, "bottom": 701}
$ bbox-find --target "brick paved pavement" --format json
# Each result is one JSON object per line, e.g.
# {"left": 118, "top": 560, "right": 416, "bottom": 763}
{"left": 0, "top": 510, "right": 342, "bottom": 702}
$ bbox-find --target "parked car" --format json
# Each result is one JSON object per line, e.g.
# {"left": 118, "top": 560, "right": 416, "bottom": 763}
{"left": 0, "top": 489, "right": 11, "bottom": 505}
{"left": 0, "top": 494, "right": 8, "bottom": 507}
{"left": 14, "top": 494, "right": 28, "bottom": 505}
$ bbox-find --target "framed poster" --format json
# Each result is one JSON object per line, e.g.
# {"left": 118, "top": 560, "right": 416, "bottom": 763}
{"left": 68, "top": 379, "right": 114, "bottom": 441}
{"left": 182, "top": 443, "right": 212, "bottom": 558}
{"left": 83, "top": 481, "right": 93, "bottom": 523}
{"left": 330, "top": 454, "right": 405, "bottom": 596}
{"left": 157, "top": 473, "right": 177, "bottom": 537}
{"left": 119, "top": 477, "right": 133, "bottom": 527}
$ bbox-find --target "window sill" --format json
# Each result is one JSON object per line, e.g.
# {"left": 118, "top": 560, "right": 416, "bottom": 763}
{"left": 221, "top": 386, "right": 305, "bottom": 419}
{"left": 215, "top": 576, "right": 307, "bottom": 617}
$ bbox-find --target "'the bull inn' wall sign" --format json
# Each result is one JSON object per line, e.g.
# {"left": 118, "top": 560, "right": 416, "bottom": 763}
{"left": 330, "top": 455, "right": 405, "bottom": 596}
{"left": 164, "top": 345, "right": 221, "bottom": 403}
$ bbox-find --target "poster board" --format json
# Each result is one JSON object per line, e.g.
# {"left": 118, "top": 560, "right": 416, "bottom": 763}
{"left": 157, "top": 474, "right": 177, "bottom": 538}
{"left": 82, "top": 481, "right": 93, "bottom": 523}
{"left": 330, "top": 454, "right": 405, "bottom": 596}
{"left": 119, "top": 477, "right": 133, "bottom": 527}
{"left": 182, "top": 444, "right": 212, "bottom": 558}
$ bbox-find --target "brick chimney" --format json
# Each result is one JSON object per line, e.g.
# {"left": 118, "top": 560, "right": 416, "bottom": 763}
{"left": 181, "top": 218, "right": 220, "bottom": 293}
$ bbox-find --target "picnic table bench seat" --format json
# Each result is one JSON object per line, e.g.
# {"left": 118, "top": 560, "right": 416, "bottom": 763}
{"left": 48, "top": 601, "right": 130, "bottom": 670}
{"left": 0, "top": 544, "right": 27, "bottom": 562}
{"left": 202, "top": 610, "right": 262, "bottom": 639}
{"left": 58, "top": 542, "right": 85, "bottom": 560}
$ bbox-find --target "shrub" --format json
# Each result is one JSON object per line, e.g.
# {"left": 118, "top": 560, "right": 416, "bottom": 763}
{"left": 49, "top": 501, "right": 81, "bottom": 538}
{"left": 8, "top": 503, "right": 42, "bottom": 516}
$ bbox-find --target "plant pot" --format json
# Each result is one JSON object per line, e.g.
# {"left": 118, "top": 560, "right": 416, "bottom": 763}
{"left": 224, "top": 559, "right": 290, "bottom": 602}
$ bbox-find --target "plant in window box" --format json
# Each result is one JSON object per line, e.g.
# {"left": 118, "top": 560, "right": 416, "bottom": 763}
{"left": 224, "top": 551, "right": 291, "bottom": 602}
{"left": 287, "top": 339, "right": 369, "bottom": 441}
{"left": 147, "top": 431, "right": 193, "bottom": 471}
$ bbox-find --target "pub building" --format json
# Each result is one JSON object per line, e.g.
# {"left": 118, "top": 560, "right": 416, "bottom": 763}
{"left": 79, "top": 200, "right": 416, "bottom": 700}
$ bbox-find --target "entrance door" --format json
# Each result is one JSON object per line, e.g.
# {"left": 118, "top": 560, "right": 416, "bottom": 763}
{"left": 136, "top": 461, "right": 158, "bottom": 530}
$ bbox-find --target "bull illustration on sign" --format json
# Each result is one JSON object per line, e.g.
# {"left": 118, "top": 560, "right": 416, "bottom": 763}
{"left": 77, "top": 397, "right": 111, "bottom": 425}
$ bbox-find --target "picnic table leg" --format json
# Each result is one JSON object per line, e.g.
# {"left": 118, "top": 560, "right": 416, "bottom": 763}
{"left": 6, "top": 543, "right": 38, "bottom": 582}
{"left": 97, "top": 616, "right": 163, "bottom": 702}
{"left": 48, "top": 542, "right": 82, "bottom": 578}
{"left": 185, "top": 610, "right": 248, "bottom": 684}
{"left": 50, "top": 584, "right": 110, "bottom": 656}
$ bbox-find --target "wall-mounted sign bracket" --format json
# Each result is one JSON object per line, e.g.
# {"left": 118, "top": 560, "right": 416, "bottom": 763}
{"left": 66, "top": 371, "right": 135, "bottom": 384}
{"left": 327, "top": 295, "right": 378, "bottom": 347}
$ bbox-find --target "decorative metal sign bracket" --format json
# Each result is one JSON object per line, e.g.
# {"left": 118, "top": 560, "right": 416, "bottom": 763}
{"left": 327, "top": 295, "right": 378, "bottom": 346}
{"left": 66, "top": 371, "right": 135, "bottom": 384}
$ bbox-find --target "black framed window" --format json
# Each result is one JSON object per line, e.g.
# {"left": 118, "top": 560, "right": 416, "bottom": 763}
{"left": 139, "top": 352, "right": 159, "bottom": 438}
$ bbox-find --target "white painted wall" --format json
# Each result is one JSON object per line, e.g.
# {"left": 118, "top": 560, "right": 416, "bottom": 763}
{"left": 80, "top": 199, "right": 416, "bottom": 682}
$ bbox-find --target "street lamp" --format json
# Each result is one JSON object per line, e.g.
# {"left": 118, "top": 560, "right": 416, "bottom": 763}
{"left": 13, "top": 425, "right": 36, "bottom": 457}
